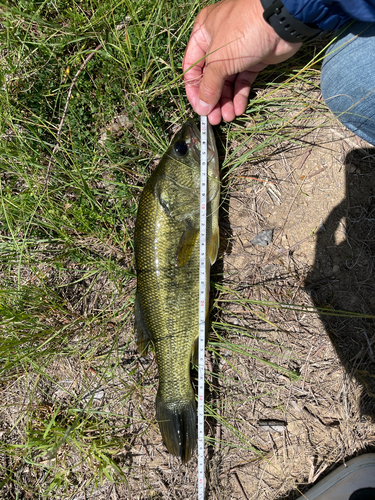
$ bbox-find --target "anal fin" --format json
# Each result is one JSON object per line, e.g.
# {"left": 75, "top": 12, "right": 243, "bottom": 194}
{"left": 208, "top": 226, "right": 220, "bottom": 265}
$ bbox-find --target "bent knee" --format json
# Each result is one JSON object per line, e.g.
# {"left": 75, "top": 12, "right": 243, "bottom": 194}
{"left": 320, "top": 22, "right": 375, "bottom": 145}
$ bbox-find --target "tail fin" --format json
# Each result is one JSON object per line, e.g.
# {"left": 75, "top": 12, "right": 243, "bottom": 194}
{"left": 156, "top": 392, "right": 197, "bottom": 464}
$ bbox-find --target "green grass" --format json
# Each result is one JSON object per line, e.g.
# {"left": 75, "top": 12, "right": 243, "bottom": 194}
{"left": 0, "top": 0, "right": 351, "bottom": 497}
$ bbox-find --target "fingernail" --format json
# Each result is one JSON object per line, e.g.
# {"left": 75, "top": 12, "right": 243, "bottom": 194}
{"left": 197, "top": 99, "right": 211, "bottom": 116}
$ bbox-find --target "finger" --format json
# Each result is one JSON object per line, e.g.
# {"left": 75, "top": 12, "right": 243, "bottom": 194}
{"left": 233, "top": 68, "right": 262, "bottom": 116}
{"left": 220, "top": 76, "right": 236, "bottom": 122}
{"left": 183, "top": 34, "right": 206, "bottom": 83}
{"left": 184, "top": 69, "right": 201, "bottom": 111}
{"left": 183, "top": 21, "right": 210, "bottom": 109}
{"left": 196, "top": 61, "right": 227, "bottom": 116}
{"left": 207, "top": 102, "right": 222, "bottom": 126}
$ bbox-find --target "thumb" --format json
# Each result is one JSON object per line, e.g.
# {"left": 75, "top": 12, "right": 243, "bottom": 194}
{"left": 195, "top": 62, "right": 226, "bottom": 116}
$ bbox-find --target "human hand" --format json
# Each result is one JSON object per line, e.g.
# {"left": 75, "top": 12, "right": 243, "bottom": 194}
{"left": 183, "top": 0, "right": 302, "bottom": 125}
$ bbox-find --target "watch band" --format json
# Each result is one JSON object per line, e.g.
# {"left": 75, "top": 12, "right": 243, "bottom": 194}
{"left": 260, "top": 0, "right": 323, "bottom": 43}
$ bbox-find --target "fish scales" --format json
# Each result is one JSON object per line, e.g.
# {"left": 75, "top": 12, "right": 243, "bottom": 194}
{"left": 134, "top": 119, "right": 220, "bottom": 463}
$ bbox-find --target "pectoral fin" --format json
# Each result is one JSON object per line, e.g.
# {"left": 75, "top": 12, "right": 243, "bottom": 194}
{"left": 134, "top": 292, "right": 152, "bottom": 356}
{"left": 176, "top": 221, "right": 199, "bottom": 267}
{"left": 208, "top": 226, "right": 220, "bottom": 265}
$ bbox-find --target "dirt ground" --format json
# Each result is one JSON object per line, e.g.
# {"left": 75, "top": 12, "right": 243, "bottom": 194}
{"left": 218, "top": 119, "right": 375, "bottom": 499}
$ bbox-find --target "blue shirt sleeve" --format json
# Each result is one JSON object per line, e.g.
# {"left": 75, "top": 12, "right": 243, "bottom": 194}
{"left": 283, "top": 0, "right": 375, "bottom": 31}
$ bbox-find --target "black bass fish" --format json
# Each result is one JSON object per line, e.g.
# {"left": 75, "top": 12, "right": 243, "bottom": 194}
{"left": 134, "top": 119, "right": 220, "bottom": 463}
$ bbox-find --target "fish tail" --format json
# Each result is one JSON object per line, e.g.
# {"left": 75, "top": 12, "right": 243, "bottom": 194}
{"left": 156, "top": 391, "right": 197, "bottom": 464}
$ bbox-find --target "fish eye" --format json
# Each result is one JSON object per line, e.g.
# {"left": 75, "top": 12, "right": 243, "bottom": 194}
{"left": 173, "top": 140, "right": 188, "bottom": 157}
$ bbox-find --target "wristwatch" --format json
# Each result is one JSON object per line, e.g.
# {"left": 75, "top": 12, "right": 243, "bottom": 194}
{"left": 260, "top": 0, "right": 323, "bottom": 43}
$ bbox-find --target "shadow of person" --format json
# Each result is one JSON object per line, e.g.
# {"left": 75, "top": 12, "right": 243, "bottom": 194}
{"left": 305, "top": 147, "right": 375, "bottom": 418}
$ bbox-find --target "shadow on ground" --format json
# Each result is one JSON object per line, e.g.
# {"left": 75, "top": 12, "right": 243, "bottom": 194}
{"left": 305, "top": 147, "right": 375, "bottom": 417}
{"left": 274, "top": 147, "right": 375, "bottom": 499}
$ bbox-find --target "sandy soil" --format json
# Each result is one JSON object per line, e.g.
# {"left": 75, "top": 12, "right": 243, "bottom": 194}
{"left": 219, "top": 118, "right": 375, "bottom": 499}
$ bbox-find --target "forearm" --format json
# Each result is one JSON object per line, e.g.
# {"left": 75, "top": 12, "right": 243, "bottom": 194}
{"left": 283, "top": 0, "right": 375, "bottom": 31}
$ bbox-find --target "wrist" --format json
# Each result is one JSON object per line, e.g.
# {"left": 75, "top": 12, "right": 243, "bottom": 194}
{"left": 260, "top": 0, "right": 323, "bottom": 43}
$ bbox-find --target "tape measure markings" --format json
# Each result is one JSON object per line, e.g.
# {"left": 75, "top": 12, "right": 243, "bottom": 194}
{"left": 198, "top": 115, "right": 207, "bottom": 499}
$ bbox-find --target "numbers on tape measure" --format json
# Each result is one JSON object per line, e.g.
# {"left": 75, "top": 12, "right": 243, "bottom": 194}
{"left": 197, "top": 115, "right": 208, "bottom": 500}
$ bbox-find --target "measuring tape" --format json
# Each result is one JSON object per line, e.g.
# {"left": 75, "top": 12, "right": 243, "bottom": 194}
{"left": 198, "top": 115, "right": 207, "bottom": 499}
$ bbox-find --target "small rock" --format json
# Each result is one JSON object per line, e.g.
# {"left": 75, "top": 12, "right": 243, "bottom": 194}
{"left": 317, "top": 219, "right": 326, "bottom": 232}
{"left": 99, "top": 113, "right": 133, "bottom": 145}
{"left": 251, "top": 229, "right": 274, "bottom": 247}
{"left": 258, "top": 419, "right": 287, "bottom": 433}
{"left": 345, "top": 163, "right": 357, "bottom": 174}
{"left": 83, "top": 390, "right": 105, "bottom": 403}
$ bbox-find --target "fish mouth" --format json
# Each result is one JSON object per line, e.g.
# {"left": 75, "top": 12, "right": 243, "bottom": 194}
{"left": 181, "top": 119, "right": 217, "bottom": 168}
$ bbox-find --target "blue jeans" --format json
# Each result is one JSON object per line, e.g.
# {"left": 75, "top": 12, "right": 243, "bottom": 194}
{"left": 321, "top": 22, "right": 375, "bottom": 146}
